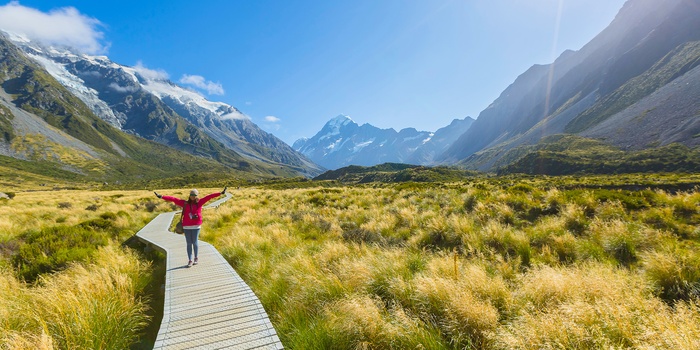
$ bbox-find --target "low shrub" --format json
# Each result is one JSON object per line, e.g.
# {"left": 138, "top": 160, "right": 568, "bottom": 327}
{"left": 594, "top": 189, "right": 652, "bottom": 210}
{"left": 562, "top": 204, "right": 590, "bottom": 236}
{"left": 463, "top": 195, "right": 478, "bottom": 212}
{"left": 481, "top": 222, "right": 531, "bottom": 266}
{"left": 85, "top": 204, "right": 100, "bottom": 211}
{"left": 13, "top": 224, "right": 110, "bottom": 282}
{"left": 416, "top": 229, "right": 462, "bottom": 251}
{"left": 324, "top": 295, "right": 448, "bottom": 349}
{"left": 100, "top": 212, "right": 118, "bottom": 221}
{"left": 342, "top": 227, "right": 384, "bottom": 245}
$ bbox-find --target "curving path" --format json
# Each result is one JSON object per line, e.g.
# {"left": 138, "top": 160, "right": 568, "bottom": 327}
{"left": 135, "top": 193, "right": 283, "bottom": 350}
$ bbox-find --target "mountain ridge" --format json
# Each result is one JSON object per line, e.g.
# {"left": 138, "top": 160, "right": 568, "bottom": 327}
{"left": 293, "top": 115, "right": 473, "bottom": 170}
{"left": 4, "top": 33, "right": 323, "bottom": 177}
{"left": 0, "top": 33, "right": 299, "bottom": 182}
{"left": 440, "top": 0, "right": 700, "bottom": 172}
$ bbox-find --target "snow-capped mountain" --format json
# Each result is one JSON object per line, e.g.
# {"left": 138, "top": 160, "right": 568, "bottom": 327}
{"left": 6, "top": 33, "right": 323, "bottom": 177}
{"left": 0, "top": 32, "right": 261, "bottom": 180}
{"left": 293, "top": 115, "right": 473, "bottom": 170}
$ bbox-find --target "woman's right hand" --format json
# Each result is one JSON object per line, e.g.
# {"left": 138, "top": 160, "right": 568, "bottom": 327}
{"left": 154, "top": 191, "right": 162, "bottom": 198}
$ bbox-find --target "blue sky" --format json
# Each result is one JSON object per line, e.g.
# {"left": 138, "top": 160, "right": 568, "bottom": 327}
{"left": 1, "top": 0, "right": 626, "bottom": 145}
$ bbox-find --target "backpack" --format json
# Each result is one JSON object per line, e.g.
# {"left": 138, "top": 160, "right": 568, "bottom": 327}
{"left": 175, "top": 212, "right": 184, "bottom": 234}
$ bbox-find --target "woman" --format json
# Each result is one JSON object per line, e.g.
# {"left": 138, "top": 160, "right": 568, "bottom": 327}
{"left": 154, "top": 187, "right": 227, "bottom": 267}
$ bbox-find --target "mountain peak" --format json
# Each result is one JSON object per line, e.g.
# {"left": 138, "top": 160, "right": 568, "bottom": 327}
{"left": 327, "top": 114, "right": 354, "bottom": 128}
{"left": 314, "top": 114, "right": 357, "bottom": 144}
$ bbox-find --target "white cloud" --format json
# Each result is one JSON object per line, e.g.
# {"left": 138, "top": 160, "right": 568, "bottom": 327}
{"left": 179, "top": 74, "right": 224, "bottom": 95}
{"left": 0, "top": 2, "right": 106, "bottom": 54}
{"left": 261, "top": 116, "right": 282, "bottom": 132}
{"left": 108, "top": 82, "right": 138, "bottom": 93}
{"left": 220, "top": 111, "right": 248, "bottom": 120}
{"left": 133, "top": 61, "right": 169, "bottom": 81}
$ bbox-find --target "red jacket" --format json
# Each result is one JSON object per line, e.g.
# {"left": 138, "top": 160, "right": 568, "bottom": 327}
{"left": 162, "top": 192, "right": 221, "bottom": 226}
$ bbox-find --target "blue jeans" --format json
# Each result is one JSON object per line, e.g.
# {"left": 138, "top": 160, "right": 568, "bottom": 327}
{"left": 183, "top": 228, "right": 201, "bottom": 261}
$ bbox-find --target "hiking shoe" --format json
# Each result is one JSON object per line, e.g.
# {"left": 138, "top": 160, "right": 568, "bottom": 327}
{"left": 187, "top": 260, "right": 193, "bottom": 267}
{"left": 193, "top": 258, "right": 198, "bottom": 265}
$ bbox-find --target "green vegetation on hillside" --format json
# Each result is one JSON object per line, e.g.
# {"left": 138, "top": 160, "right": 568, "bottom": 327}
{"left": 314, "top": 163, "right": 480, "bottom": 183}
{"left": 499, "top": 135, "right": 700, "bottom": 175}
{"left": 0, "top": 154, "right": 90, "bottom": 183}
{"left": 0, "top": 134, "right": 248, "bottom": 185}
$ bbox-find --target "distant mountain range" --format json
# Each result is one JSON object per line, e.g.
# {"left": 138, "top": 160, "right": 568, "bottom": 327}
{"left": 0, "top": 32, "right": 323, "bottom": 181}
{"left": 293, "top": 115, "right": 473, "bottom": 170}
{"left": 300, "top": 0, "right": 700, "bottom": 173}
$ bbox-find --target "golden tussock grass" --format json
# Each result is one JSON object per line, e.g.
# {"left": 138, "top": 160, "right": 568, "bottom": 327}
{"left": 0, "top": 189, "right": 165, "bottom": 241}
{"left": 1, "top": 246, "right": 151, "bottom": 349}
{"left": 203, "top": 180, "right": 700, "bottom": 349}
{"left": 5, "top": 179, "right": 698, "bottom": 349}
{"left": 325, "top": 295, "right": 447, "bottom": 350}
{"left": 0, "top": 188, "right": 177, "bottom": 349}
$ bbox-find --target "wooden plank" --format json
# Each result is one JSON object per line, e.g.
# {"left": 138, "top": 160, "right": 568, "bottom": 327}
{"left": 135, "top": 193, "right": 283, "bottom": 349}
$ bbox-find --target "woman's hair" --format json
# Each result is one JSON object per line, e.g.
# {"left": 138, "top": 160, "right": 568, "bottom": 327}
{"left": 187, "top": 189, "right": 199, "bottom": 204}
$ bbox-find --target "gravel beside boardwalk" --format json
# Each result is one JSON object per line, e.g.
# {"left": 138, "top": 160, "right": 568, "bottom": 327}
{"left": 135, "top": 193, "right": 283, "bottom": 350}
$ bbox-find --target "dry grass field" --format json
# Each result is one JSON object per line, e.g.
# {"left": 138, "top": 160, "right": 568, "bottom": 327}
{"left": 1, "top": 177, "right": 699, "bottom": 349}
{"left": 199, "top": 178, "right": 700, "bottom": 349}
{"left": 0, "top": 189, "right": 178, "bottom": 349}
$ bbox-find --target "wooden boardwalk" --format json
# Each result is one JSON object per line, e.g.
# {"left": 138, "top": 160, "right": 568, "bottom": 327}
{"left": 135, "top": 193, "right": 283, "bottom": 350}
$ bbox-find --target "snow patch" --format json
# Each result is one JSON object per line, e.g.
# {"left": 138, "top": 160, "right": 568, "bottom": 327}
{"left": 326, "top": 138, "right": 342, "bottom": 151}
{"left": 402, "top": 134, "right": 427, "bottom": 142}
{"left": 25, "top": 52, "right": 123, "bottom": 127}
{"left": 3, "top": 30, "right": 31, "bottom": 43}
{"left": 319, "top": 115, "right": 354, "bottom": 141}
{"left": 352, "top": 139, "right": 374, "bottom": 153}
{"left": 328, "top": 114, "right": 353, "bottom": 128}
{"left": 121, "top": 65, "right": 246, "bottom": 120}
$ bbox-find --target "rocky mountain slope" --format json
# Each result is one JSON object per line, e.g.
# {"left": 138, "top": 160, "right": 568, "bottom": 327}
{"left": 0, "top": 33, "right": 299, "bottom": 181}
{"left": 439, "top": 0, "right": 700, "bottom": 171}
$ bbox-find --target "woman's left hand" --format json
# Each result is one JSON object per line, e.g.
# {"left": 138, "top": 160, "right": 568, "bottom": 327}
{"left": 221, "top": 186, "right": 228, "bottom": 195}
